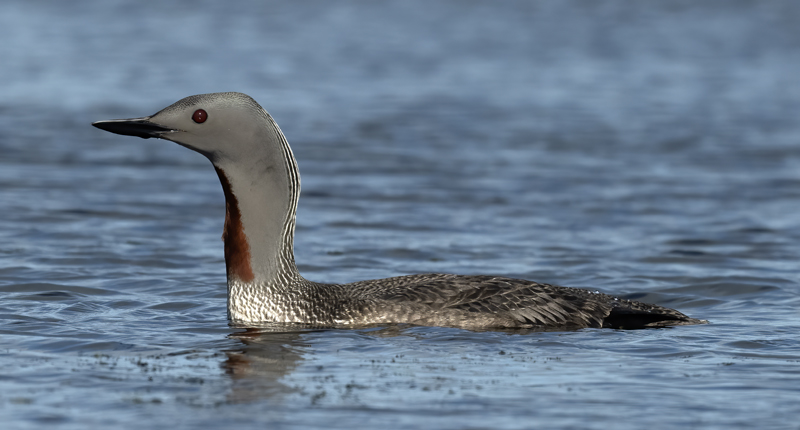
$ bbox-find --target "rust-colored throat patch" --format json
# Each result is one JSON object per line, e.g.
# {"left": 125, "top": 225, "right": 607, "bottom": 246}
{"left": 214, "top": 166, "right": 255, "bottom": 283}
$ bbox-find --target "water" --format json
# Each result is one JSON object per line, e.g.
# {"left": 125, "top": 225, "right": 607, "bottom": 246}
{"left": 2, "top": 1, "right": 800, "bottom": 428}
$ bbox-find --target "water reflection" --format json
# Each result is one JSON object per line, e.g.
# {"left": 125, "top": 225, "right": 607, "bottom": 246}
{"left": 222, "top": 326, "right": 318, "bottom": 403}
{"left": 221, "top": 324, "right": 431, "bottom": 404}
{"left": 220, "top": 323, "right": 560, "bottom": 405}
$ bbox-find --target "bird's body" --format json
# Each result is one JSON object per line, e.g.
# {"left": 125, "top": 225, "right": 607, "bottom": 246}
{"left": 229, "top": 273, "right": 698, "bottom": 330}
{"left": 93, "top": 92, "right": 705, "bottom": 330}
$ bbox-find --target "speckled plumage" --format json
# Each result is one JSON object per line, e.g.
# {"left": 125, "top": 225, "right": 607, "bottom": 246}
{"left": 93, "top": 92, "right": 706, "bottom": 330}
{"left": 228, "top": 273, "right": 703, "bottom": 329}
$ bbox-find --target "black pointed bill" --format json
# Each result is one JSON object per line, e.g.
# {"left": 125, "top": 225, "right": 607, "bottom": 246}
{"left": 91, "top": 117, "right": 178, "bottom": 139}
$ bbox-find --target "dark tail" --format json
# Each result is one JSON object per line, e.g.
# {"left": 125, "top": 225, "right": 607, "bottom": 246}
{"left": 602, "top": 303, "right": 707, "bottom": 329}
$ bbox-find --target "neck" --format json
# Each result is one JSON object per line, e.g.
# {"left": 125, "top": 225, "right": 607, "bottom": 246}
{"left": 210, "top": 120, "right": 304, "bottom": 321}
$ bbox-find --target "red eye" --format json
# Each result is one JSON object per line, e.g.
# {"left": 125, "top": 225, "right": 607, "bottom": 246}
{"left": 192, "top": 109, "right": 208, "bottom": 124}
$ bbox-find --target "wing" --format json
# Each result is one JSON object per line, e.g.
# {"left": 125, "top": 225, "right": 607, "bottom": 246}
{"left": 352, "top": 273, "right": 704, "bottom": 329}
{"left": 364, "top": 274, "right": 612, "bottom": 328}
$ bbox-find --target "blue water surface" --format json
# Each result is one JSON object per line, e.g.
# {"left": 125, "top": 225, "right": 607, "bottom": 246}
{"left": 1, "top": 1, "right": 800, "bottom": 429}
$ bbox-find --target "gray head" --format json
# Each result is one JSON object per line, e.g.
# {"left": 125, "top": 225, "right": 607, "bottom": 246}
{"left": 93, "top": 92, "right": 286, "bottom": 165}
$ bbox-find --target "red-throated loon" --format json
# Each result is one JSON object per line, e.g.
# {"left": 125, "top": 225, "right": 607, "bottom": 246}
{"left": 92, "top": 92, "right": 705, "bottom": 330}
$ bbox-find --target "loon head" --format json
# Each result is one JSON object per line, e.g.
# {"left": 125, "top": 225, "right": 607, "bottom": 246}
{"left": 92, "top": 92, "right": 283, "bottom": 164}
